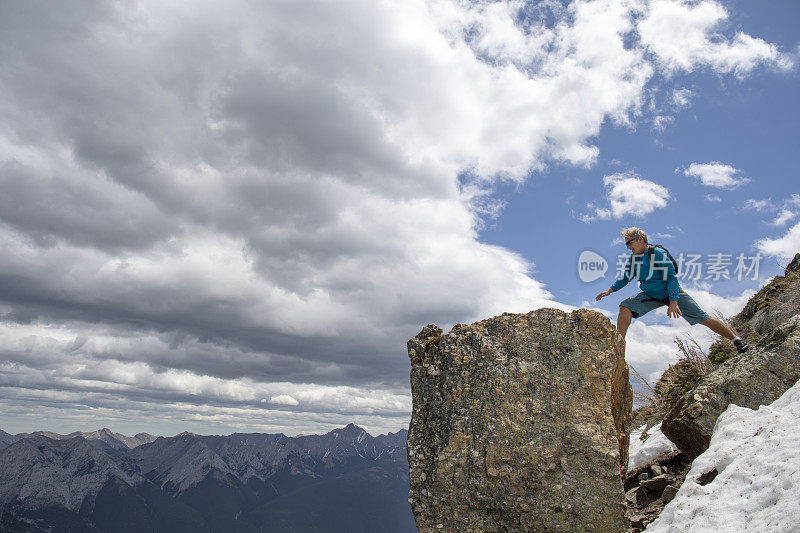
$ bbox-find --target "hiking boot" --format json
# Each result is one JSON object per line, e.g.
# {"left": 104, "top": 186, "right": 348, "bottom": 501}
{"left": 733, "top": 338, "right": 749, "bottom": 353}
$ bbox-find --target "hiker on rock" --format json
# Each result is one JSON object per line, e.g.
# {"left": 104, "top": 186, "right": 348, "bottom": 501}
{"left": 595, "top": 227, "right": 749, "bottom": 353}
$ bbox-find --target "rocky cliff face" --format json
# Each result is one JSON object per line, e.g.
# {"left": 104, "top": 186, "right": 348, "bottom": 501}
{"left": 407, "top": 308, "right": 632, "bottom": 532}
{"left": 662, "top": 253, "right": 800, "bottom": 459}
{"left": 732, "top": 253, "right": 800, "bottom": 340}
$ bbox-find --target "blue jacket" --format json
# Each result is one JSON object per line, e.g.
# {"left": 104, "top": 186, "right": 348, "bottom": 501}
{"left": 611, "top": 246, "right": 681, "bottom": 301}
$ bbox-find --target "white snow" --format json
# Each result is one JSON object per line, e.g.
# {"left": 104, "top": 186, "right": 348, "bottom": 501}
{"left": 628, "top": 421, "right": 678, "bottom": 471}
{"left": 645, "top": 379, "right": 800, "bottom": 532}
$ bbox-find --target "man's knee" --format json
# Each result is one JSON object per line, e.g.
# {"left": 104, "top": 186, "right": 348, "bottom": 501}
{"left": 619, "top": 305, "right": 632, "bottom": 317}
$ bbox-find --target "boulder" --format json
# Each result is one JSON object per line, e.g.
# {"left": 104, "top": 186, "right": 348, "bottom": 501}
{"left": 406, "top": 308, "right": 632, "bottom": 532}
{"left": 661, "top": 253, "right": 800, "bottom": 459}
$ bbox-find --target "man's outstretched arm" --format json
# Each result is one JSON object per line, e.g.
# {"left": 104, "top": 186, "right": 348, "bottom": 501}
{"left": 595, "top": 288, "right": 613, "bottom": 301}
{"left": 597, "top": 257, "right": 633, "bottom": 300}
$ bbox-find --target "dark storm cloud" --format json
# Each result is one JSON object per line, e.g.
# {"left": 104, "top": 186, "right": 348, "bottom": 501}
{"left": 0, "top": 1, "right": 575, "bottom": 435}
{"left": 0, "top": 264, "right": 412, "bottom": 385}
{"left": 0, "top": 157, "right": 174, "bottom": 251}
{"left": 217, "top": 69, "right": 414, "bottom": 189}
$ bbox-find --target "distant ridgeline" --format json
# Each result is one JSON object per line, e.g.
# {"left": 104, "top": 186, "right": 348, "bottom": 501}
{"left": 0, "top": 424, "right": 415, "bottom": 532}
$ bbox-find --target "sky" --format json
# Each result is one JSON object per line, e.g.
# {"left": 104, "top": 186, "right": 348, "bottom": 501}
{"left": 0, "top": 0, "right": 798, "bottom": 438}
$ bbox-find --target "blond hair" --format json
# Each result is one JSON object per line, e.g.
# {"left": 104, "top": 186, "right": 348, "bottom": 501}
{"left": 621, "top": 227, "right": 648, "bottom": 243}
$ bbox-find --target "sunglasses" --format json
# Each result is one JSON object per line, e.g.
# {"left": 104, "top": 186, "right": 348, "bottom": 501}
{"left": 625, "top": 238, "right": 638, "bottom": 246}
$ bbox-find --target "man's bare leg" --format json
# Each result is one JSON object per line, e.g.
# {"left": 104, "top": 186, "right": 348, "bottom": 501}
{"left": 700, "top": 317, "right": 739, "bottom": 340}
{"left": 617, "top": 306, "right": 632, "bottom": 339}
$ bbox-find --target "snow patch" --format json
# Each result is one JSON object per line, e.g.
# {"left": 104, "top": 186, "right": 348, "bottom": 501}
{"left": 646, "top": 380, "right": 800, "bottom": 532}
{"left": 628, "top": 422, "right": 678, "bottom": 471}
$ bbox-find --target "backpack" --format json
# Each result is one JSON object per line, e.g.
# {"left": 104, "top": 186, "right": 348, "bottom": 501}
{"left": 647, "top": 244, "right": 679, "bottom": 275}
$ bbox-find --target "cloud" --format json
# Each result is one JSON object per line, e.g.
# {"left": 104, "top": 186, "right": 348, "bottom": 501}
{"left": 652, "top": 115, "right": 675, "bottom": 132}
{"left": 638, "top": 0, "right": 787, "bottom": 77}
{"left": 681, "top": 284, "right": 757, "bottom": 320}
{"left": 582, "top": 172, "right": 670, "bottom": 221}
{"left": 745, "top": 194, "right": 800, "bottom": 261}
{"left": 268, "top": 395, "right": 300, "bottom": 407}
{"left": 706, "top": 194, "right": 722, "bottom": 203}
{"left": 744, "top": 194, "right": 800, "bottom": 228}
{"left": 770, "top": 209, "right": 798, "bottom": 227}
{"left": 756, "top": 221, "right": 800, "bottom": 261}
{"left": 683, "top": 162, "right": 749, "bottom": 189}
{"left": 672, "top": 88, "right": 693, "bottom": 108}
{"left": 0, "top": 0, "right": 787, "bottom": 434}
{"left": 743, "top": 198, "right": 774, "bottom": 212}
{"left": 651, "top": 87, "right": 693, "bottom": 131}
{"left": 624, "top": 321, "right": 690, "bottom": 384}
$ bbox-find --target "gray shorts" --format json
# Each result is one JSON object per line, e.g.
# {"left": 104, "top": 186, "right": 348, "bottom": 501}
{"left": 620, "top": 291, "right": 710, "bottom": 325}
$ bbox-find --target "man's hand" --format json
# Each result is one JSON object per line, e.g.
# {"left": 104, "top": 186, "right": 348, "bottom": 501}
{"left": 667, "top": 301, "right": 682, "bottom": 318}
{"left": 595, "top": 288, "right": 613, "bottom": 302}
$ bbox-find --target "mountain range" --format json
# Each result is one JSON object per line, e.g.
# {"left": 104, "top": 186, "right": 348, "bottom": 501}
{"left": 0, "top": 424, "right": 414, "bottom": 532}
{"left": 0, "top": 428, "right": 158, "bottom": 456}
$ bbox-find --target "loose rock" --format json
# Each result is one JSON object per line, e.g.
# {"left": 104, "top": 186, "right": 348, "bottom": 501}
{"left": 661, "top": 485, "right": 679, "bottom": 503}
{"left": 640, "top": 475, "right": 669, "bottom": 492}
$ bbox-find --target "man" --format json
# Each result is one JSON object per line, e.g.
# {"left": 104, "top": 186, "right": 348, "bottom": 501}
{"left": 595, "top": 227, "right": 749, "bottom": 353}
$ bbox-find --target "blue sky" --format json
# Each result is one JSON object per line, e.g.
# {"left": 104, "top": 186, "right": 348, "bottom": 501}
{"left": 485, "top": 55, "right": 800, "bottom": 303}
{"left": 481, "top": 0, "right": 799, "bottom": 381}
{"left": 484, "top": 0, "right": 799, "bottom": 300}
{"left": 0, "top": 0, "right": 798, "bottom": 437}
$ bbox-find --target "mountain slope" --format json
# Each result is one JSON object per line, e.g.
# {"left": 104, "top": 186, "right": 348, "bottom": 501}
{"left": 0, "top": 436, "right": 142, "bottom": 511}
{"left": 242, "top": 458, "right": 415, "bottom": 533}
{"left": 0, "top": 425, "right": 413, "bottom": 532}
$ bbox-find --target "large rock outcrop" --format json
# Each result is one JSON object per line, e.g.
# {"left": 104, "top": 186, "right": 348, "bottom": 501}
{"left": 407, "top": 308, "right": 632, "bottom": 532}
{"left": 661, "top": 253, "right": 800, "bottom": 459}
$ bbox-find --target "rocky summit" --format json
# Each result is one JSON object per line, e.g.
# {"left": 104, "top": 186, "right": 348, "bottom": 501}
{"left": 407, "top": 308, "right": 632, "bottom": 532}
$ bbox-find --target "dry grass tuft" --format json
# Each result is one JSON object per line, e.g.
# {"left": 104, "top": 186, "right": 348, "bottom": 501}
{"left": 672, "top": 335, "right": 714, "bottom": 375}
{"left": 629, "top": 364, "right": 665, "bottom": 432}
